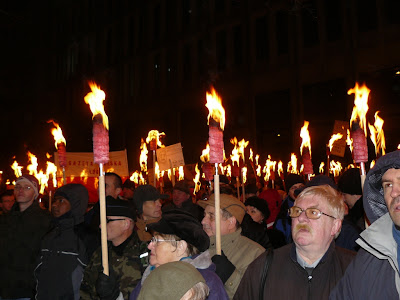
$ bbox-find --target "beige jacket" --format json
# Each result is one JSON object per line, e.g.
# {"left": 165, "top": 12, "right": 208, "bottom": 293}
{"left": 209, "top": 228, "right": 265, "bottom": 299}
{"left": 135, "top": 217, "right": 160, "bottom": 242}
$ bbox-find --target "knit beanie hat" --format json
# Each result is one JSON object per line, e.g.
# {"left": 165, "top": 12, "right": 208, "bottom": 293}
{"left": 16, "top": 174, "right": 39, "bottom": 198}
{"left": 244, "top": 196, "right": 271, "bottom": 220}
{"left": 337, "top": 168, "right": 362, "bottom": 195}
{"left": 138, "top": 261, "right": 206, "bottom": 300}
{"left": 285, "top": 174, "right": 305, "bottom": 193}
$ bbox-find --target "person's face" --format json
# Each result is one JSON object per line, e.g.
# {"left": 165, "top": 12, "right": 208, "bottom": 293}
{"left": 14, "top": 182, "right": 36, "bottom": 204}
{"left": 142, "top": 199, "right": 162, "bottom": 220}
{"left": 201, "top": 205, "right": 233, "bottom": 237}
{"left": 105, "top": 176, "right": 121, "bottom": 199}
{"left": 172, "top": 190, "right": 190, "bottom": 207}
{"left": 246, "top": 205, "right": 264, "bottom": 224}
{"left": 1, "top": 195, "right": 15, "bottom": 213}
{"left": 52, "top": 196, "right": 71, "bottom": 218}
{"left": 382, "top": 168, "right": 400, "bottom": 227}
{"left": 289, "top": 183, "right": 304, "bottom": 199}
{"left": 122, "top": 187, "right": 134, "bottom": 200}
{"left": 104, "top": 217, "right": 129, "bottom": 243}
{"left": 148, "top": 234, "right": 180, "bottom": 268}
{"left": 291, "top": 195, "right": 340, "bottom": 254}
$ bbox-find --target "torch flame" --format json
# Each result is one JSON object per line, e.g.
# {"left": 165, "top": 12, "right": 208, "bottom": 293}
{"left": 287, "top": 153, "right": 299, "bottom": 174}
{"left": 370, "top": 160, "right": 376, "bottom": 169}
{"left": 11, "top": 161, "right": 23, "bottom": 177}
{"left": 200, "top": 143, "right": 210, "bottom": 163}
{"left": 346, "top": 129, "right": 353, "bottom": 152}
{"left": 348, "top": 82, "right": 370, "bottom": 135}
{"left": 238, "top": 139, "right": 249, "bottom": 163}
{"left": 155, "top": 162, "right": 160, "bottom": 180}
{"left": 277, "top": 161, "right": 284, "bottom": 177}
{"left": 27, "top": 151, "right": 38, "bottom": 177}
{"left": 140, "top": 138, "right": 148, "bottom": 172}
{"left": 255, "top": 154, "right": 260, "bottom": 166}
{"left": 146, "top": 130, "right": 165, "bottom": 148}
{"left": 243, "top": 167, "right": 247, "bottom": 184}
{"left": 230, "top": 144, "right": 240, "bottom": 167}
{"left": 329, "top": 160, "right": 342, "bottom": 177}
{"left": 193, "top": 164, "right": 201, "bottom": 194}
{"left": 256, "top": 165, "right": 261, "bottom": 177}
{"left": 329, "top": 133, "right": 343, "bottom": 151}
{"left": 263, "top": 155, "right": 276, "bottom": 182}
{"left": 226, "top": 165, "right": 232, "bottom": 177}
{"left": 206, "top": 87, "right": 225, "bottom": 130}
{"left": 368, "top": 111, "right": 386, "bottom": 156}
{"left": 84, "top": 81, "right": 109, "bottom": 129}
{"left": 319, "top": 162, "right": 325, "bottom": 174}
{"left": 249, "top": 148, "right": 253, "bottom": 162}
{"left": 36, "top": 170, "right": 48, "bottom": 194}
{"left": 46, "top": 161, "right": 58, "bottom": 187}
{"left": 178, "top": 166, "right": 184, "bottom": 181}
{"left": 300, "top": 121, "right": 312, "bottom": 155}
{"left": 48, "top": 120, "right": 66, "bottom": 148}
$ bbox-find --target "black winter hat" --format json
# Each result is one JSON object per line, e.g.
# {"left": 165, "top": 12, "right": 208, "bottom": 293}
{"left": 54, "top": 183, "right": 88, "bottom": 224}
{"left": 133, "top": 185, "right": 169, "bottom": 214}
{"left": 337, "top": 168, "right": 362, "bottom": 195}
{"left": 146, "top": 209, "right": 210, "bottom": 252}
{"left": 295, "top": 175, "right": 337, "bottom": 197}
{"left": 106, "top": 196, "right": 136, "bottom": 220}
{"left": 285, "top": 174, "right": 305, "bottom": 193}
{"left": 244, "top": 196, "right": 270, "bottom": 220}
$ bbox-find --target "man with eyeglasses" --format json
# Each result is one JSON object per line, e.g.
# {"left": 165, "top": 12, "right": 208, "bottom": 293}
{"left": 330, "top": 150, "right": 400, "bottom": 299}
{"left": 0, "top": 175, "right": 52, "bottom": 300}
{"left": 234, "top": 185, "right": 356, "bottom": 299}
{"left": 80, "top": 197, "right": 147, "bottom": 300}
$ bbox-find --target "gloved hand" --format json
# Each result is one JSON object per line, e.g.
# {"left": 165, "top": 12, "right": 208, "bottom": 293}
{"left": 212, "top": 250, "right": 235, "bottom": 283}
{"left": 96, "top": 267, "right": 120, "bottom": 300}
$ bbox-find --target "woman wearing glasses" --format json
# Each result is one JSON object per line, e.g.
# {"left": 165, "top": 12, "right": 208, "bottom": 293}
{"left": 129, "top": 209, "right": 229, "bottom": 300}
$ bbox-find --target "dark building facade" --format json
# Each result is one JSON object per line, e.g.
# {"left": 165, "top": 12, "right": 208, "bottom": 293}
{"left": 2, "top": 0, "right": 400, "bottom": 173}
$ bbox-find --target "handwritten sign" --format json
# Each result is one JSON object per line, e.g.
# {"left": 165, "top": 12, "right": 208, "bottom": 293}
{"left": 330, "top": 120, "right": 349, "bottom": 157}
{"left": 156, "top": 143, "right": 185, "bottom": 171}
{"left": 54, "top": 149, "right": 129, "bottom": 177}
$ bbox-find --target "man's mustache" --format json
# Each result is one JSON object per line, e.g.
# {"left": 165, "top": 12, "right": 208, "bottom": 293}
{"left": 293, "top": 223, "right": 312, "bottom": 234}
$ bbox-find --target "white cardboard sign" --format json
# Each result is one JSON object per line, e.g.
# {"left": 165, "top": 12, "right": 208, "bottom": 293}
{"left": 156, "top": 143, "right": 185, "bottom": 171}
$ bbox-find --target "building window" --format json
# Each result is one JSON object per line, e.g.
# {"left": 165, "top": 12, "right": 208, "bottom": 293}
{"left": 324, "top": 1, "right": 342, "bottom": 41}
{"left": 255, "top": 15, "right": 269, "bottom": 61}
{"left": 216, "top": 30, "right": 227, "bottom": 71}
{"left": 357, "top": 0, "right": 378, "bottom": 32}
{"left": 276, "top": 11, "right": 289, "bottom": 55}
{"left": 302, "top": 0, "right": 319, "bottom": 47}
{"left": 233, "top": 25, "right": 243, "bottom": 65}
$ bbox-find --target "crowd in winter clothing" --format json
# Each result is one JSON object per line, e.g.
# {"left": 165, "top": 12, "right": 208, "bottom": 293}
{"left": 0, "top": 150, "right": 399, "bottom": 300}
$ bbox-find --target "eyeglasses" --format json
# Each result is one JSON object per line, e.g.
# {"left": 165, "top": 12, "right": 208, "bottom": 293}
{"left": 288, "top": 206, "right": 336, "bottom": 220}
{"left": 106, "top": 218, "right": 126, "bottom": 223}
{"left": 15, "top": 185, "right": 32, "bottom": 192}
{"left": 149, "top": 236, "right": 175, "bottom": 245}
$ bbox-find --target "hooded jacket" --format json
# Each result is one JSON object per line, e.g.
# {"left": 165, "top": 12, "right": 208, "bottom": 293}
{"left": 330, "top": 151, "right": 400, "bottom": 299}
{"left": 35, "top": 184, "right": 97, "bottom": 300}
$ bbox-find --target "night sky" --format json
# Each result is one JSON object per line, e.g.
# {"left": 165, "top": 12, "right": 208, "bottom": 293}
{"left": 1, "top": 1, "right": 400, "bottom": 185}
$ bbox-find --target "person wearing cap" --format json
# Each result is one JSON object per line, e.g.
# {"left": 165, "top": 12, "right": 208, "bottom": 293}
{"left": 80, "top": 197, "right": 147, "bottom": 300}
{"left": 0, "top": 174, "right": 52, "bottom": 299}
{"left": 273, "top": 173, "right": 305, "bottom": 244}
{"left": 163, "top": 180, "right": 204, "bottom": 222}
{"left": 330, "top": 151, "right": 400, "bottom": 299}
{"left": 35, "top": 183, "right": 98, "bottom": 299}
{"left": 137, "top": 261, "right": 210, "bottom": 300}
{"left": 198, "top": 194, "right": 265, "bottom": 299}
{"left": 234, "top": 185, "right": 355, "bottom": 299}
{"left": 129, "top": 209, "right": 228, "bottom": 300}
{"left": 337, "top": 167, "right": 365, "bottom": 231}
{"left": 133, "top": 184, "right": 169, "bottom": 242}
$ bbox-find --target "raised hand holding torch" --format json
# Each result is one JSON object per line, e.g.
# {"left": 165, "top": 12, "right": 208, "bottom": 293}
{"left": 84, "top": 81, "right": 110, "bottom": 275}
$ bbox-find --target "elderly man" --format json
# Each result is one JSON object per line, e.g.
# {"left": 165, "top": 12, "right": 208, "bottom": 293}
{"left": 163, "top": 180, "right": 204, "bottom": 221}
{"left": 133, "top": 184, "right": 169, "bottom": 242}
{"left": 80, "top": 197, "right": 147, "bottom": 300}
{"left": 0, "top": 175, "right": 52, "bottom": 299}
{"left": 234, "top": 185, "right": 355, "bottom": 299}
{"left": 330, "top": 150, "right": 400, "bottom": 299}
{"left": 198, "top": 194, "right": 265, "bottom": 299}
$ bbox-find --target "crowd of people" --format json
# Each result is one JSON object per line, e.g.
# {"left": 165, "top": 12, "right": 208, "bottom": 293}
{"left": 0, "top": 150, "right": 399, "bottom": 299}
